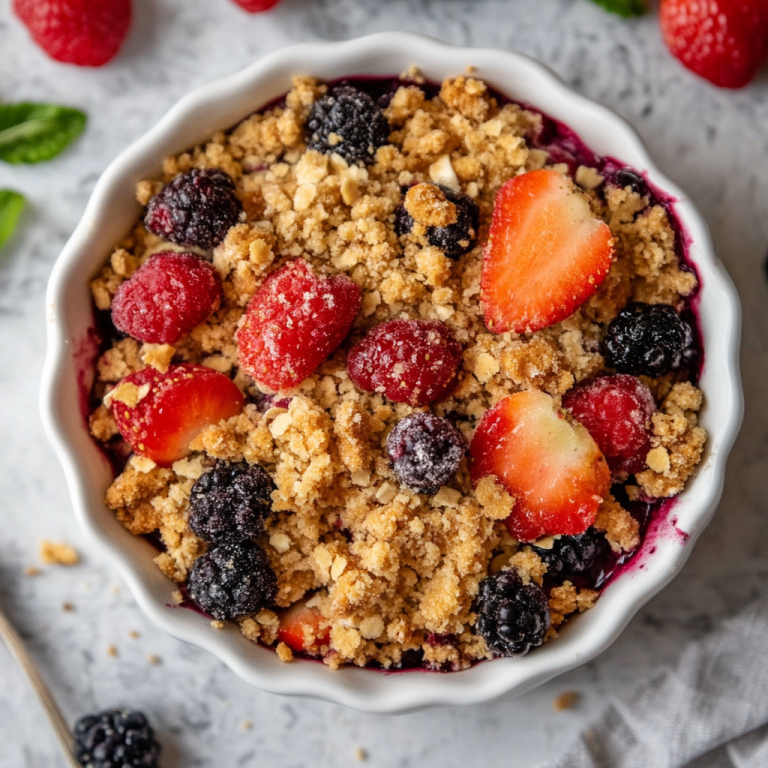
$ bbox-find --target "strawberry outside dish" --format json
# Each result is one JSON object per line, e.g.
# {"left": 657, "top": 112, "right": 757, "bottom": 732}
{"left": 41, "top": 34, "right": 742, "bottom": 712}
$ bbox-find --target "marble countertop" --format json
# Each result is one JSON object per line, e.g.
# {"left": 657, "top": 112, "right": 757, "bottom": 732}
{"left": 1, "top": 1, "right": 767, "bottom": 765}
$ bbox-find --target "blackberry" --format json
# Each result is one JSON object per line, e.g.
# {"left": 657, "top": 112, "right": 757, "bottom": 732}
{"left": 614, "top": 168, "right": 647, "bottom": 196}
{"left": 144, "top": 168, "right": 241, "bottom": 250}
{"left": 187, "top": 541, "right": 276, "bottom": 621}
{"left": 189, "top": 462, "right": 275, "bottom": 545}
{"left": 604, "top": 302, "right": 694, "bottom": 377}
{"left": 531, "top": 530, "right": 607, "bottom": 579}
{"left": 306, "top": 85, "right": 391, "bottom": 164}
{"left": 386, "top": 412, "right": 467, "bottom": 494}
{"left": 73, "top": 708, "right": 160, "bottom": 768}
{"left": 475, "top": 568, "right": 550, "bottom": 656}
{"left": 395, "top": 185, "right": 479, "bottom": 259}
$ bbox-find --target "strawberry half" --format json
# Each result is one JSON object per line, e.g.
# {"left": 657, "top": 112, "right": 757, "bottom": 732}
{"left": 481, "top": 169, "right": 614, "bottom": 335}
{"left": 469, "top": 390, "right": 610, "bottom": 542}
{"left": 277, "top": 600, "right": 330, "bottom": 654}
{"left": 236, "top": 258, "right": 361, "bottom": 392}
{"left": 110, "top": 364, "right": 244, "bottom": 466}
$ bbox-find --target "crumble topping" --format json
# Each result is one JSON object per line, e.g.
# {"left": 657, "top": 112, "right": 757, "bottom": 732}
{"left": 88, "top": 73, "right": 706, "bottom": 671}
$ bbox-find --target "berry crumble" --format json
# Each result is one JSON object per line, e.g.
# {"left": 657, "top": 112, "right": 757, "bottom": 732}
{"left": 87, "top": 73, "right": 706, "bottom": 671}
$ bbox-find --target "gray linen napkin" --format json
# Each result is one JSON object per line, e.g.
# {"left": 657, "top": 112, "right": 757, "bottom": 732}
{"left": 544, "top": 599, "right": 768, "bottom": 768}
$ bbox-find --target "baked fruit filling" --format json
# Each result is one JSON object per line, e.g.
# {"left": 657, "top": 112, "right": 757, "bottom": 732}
{"left": 87, "top": 74, "right": 706, "bottom": 671}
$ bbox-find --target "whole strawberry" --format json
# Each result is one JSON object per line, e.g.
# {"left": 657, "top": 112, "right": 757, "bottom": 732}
{"left": 660, "top": 0, "right": 768, "bottom": 88}
{"left": 231, "top": 0, "right": 281, "bottom": 11}
{"left": 14, "top": 0, "right": 132, "bottom": 67}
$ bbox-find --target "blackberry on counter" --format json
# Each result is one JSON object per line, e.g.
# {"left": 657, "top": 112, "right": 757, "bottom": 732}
{"left": 531, "top": 530, "right": 607, "bottom": 579}
{"left": 306, "top": 85, "right": 390, "bottom": 164}
{"left": 187, "top": 541, "right": 277, "bottom": 621}
{"left": 604, "top": 302, "right": 694, "bottom": 377}
{"left": 144, "top": 168, "right": 241, "bottom": 250}
{"left": 386, "top": 412, "right": 467, "bottom": 494}
{"left": 395, "top": 185, "right": 479, "bottom": 259}
{"left": 73, "top": 708, "right": 160, "bottom": 768}
{"left": 189, "top": 461, "right": 275, "bottom": 545}
{"left": 475, "top": 568, "right": 550, "bottom": 656}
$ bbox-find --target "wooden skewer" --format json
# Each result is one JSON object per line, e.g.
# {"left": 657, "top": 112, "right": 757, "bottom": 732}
{"left": 0, "top": 605, "right": 81, "bottom": 768}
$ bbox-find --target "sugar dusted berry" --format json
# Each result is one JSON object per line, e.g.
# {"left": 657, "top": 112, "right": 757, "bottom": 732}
{"left": 306, "top": 85, "right": 390, "bottom": 164}
{"left": 187, "top": 541, "right": 276, "bottom": 621}
{"left": 475, "top": 568, "right": 550, "bottom": 656}
{"left": 531, "top": 530, "right": 607, "bottom": 579}
{"left": 387, "top": 412, "right": 467, "bottom": 494}
{"left": 347, "top": 319, "right": 462, "bottom": 406}
{"left": 232, "top": 0, "right": 281, "bottom": 10}
{"left": 563, "top": 374, "right": 656, "bottom": 475}
{"left": 73, "top": 708, "right": 160, "bottom": 768}
{"left": 470, "top": 390, "right": 610, "bottom": 542}
{"left": 111, "top": 251, "right": 221, "bottom": 345}
{"left": 189, "top": 462, "right": 275, "bottom": 545}
{"left": 13, "top": 0, "right": 132, "bottom": 67}
{"left": 110, "top": 364, "right": 244, "bottom": 466}
{"left": 604, "top": 303, "right": 694, "bottom": 377}
{"left": 236, "top": 258, "right": 361, "bottom": 391}
{"left": 144, "top": 169, "right": 241, "bottom": 250}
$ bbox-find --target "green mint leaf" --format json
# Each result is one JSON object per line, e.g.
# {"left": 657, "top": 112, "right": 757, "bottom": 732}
{"left": 0, "top": 190, "right": 26, "bottom": 250}
{"left": 0, "top": 103, "right": 86, "bottom": 164}
{"left": 589, "top": 0, "right": 645, "bottom": 17}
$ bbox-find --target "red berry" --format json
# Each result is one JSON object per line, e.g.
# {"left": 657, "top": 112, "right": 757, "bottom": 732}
{"left": 236, "top": 259, "right": 361, "bottom": 392}
{"left": 111, "top": 252, "right": 222, "bottom": 345}
{"left": 563, "top": 374, "right": 656, "bottom": 476}
{"left": 110, "top": 364, "right": 244, "bottom": 466}
{"left": 481, "top": 169, "right": 615, "bottom": 335}
{"left": 231, "top": 0, "right": 281, "bottom": 11}
{"left": 470, "top": 390, "right": 611, "bottom": 542}
{"left": 277, "top": 600, "right": 330, "bottom": 654}
{"left": 347, "top": 319, "right": 462, "bottom": 407}
{"left": 660, "top": 0, "right": 768, "bottom": 88}
{"left": 13, "top": 0, "right": 132, "bottom": 67}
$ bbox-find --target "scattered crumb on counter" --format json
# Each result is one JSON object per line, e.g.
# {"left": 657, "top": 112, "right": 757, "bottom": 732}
{"left": 62, "top": 602, "right": 75, "bottom": 612}
{"left": 147, "top": 654, "right": 161, "bottom": 665}
{"left": 553, "top": 691, "right": 579, "bottom": 711}
{"left": 106, "top": 645, "right": 118, "bottom": 657}
{"left": 39, "top": 541, "right": 79, "bottom": 566}
{"left": 129, "top": 630, "right": 140, "bottom": 639}
{"left": 241, "top": 721, "right": 253, "bottom": 732}
{"left": 355, "top": 747, "right": 368, "bottom": 762}
{"left": 24, "top": 566, "right": 40, "bottom": 577}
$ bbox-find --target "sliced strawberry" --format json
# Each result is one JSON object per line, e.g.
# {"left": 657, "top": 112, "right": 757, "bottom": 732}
{"left": 277, "top": 600, "right": 330, "bottom": 654}
{"left": 110, "top": 364, "right": 243, "bottom": 466}
{"left": 481, "top": 169, "right": 615, "bottom": 334}
{"left": 469, "top": 390, "right": 610, "bottom": 542}
{"left": 236, "top": 258, "right": 361, "bottom": 392}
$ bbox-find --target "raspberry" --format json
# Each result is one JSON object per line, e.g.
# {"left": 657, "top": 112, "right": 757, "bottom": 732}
{"left": 531, "top": 530, "right": 608, "bottom": 579}
{"left": 563, "top": 374, "right": 656, "bottom": 475}
{"left": 231, "top": 0, "right": 281, "bottom": 10}
{"left": 604, "top": 303, "right": 694, "bottom": 378}
{"left": 660, "top": 0, "right": 768, "bottom": 89}
{"left": 111, "top": 251, "right": 221, "bottom": 345}
{"left": 187, "top": 541, "right": 276, "bottom": 621}
{"left": 347, "top": 319, "right": 462, "bottom": 406}
{"left": 236, "top": 259, "right": 361, "bottom": 391}
{"left": 306, "top": 85, "right": 391, "bottom": 164}
{"left": 110, "top": 364, "right": 244, "bottom": 466}
{"left": 475, "top": 568, "right": 550, "bottom": 656}
{"left": 73, "top": 708, "right": 160, "bottom": 768}
{"left": 386, "top": 413, "right": 467, "bottom": 494}
{"left": 144, "top": 169, "right": 241, "bottom": 250}
{"left": 13, "top": 0, "right": 132, "bottom": 67}
{"left": 395, "top": 185, "right": 479, "bottom": 259}
{"left": 189, "top": 462, "right": 275, "bottom": 545}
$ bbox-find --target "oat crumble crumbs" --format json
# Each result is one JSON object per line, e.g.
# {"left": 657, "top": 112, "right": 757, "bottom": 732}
{"left": 89, "top": 74, "right": 706, "bottom": 671}
{"left": 39, "top": 540, "right": 79, "bottom": 566}
{"left": 553, "top": 691, "right": 579, "bottom": 712}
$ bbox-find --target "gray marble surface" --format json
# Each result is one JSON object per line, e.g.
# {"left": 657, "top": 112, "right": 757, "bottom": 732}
{"left": 1, "top": 0, "right": 766, "bottom": 766}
